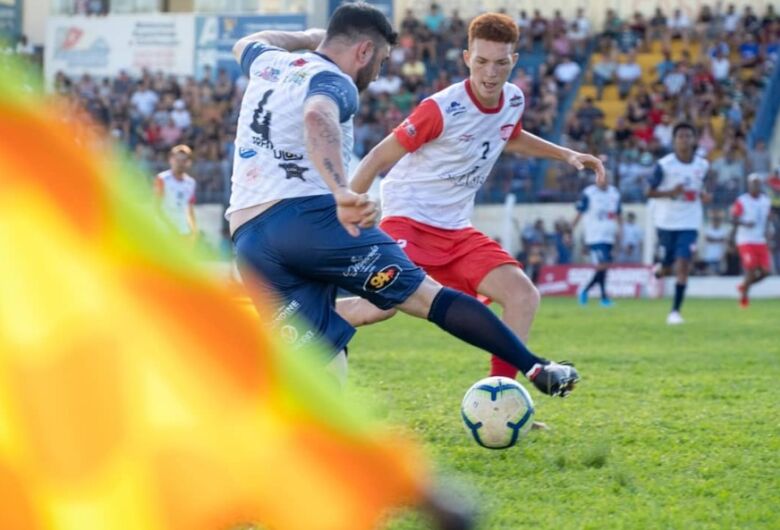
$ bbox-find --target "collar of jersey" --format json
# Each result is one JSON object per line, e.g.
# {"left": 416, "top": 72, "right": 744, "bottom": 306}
{"left": 464, "top": 79, "right": 504, "bottom": 114}
{"left": 311, "top": 51, "right": 339, "bottom": 67}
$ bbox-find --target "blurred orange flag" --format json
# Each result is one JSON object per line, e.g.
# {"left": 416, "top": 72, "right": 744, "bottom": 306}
{"left": 0, "top": 61, "right": 429, "bottom": 530}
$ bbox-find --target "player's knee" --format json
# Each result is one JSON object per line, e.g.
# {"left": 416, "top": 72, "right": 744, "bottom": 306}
{"left": 501, "top": 271, "right": 540, "bottom": 312}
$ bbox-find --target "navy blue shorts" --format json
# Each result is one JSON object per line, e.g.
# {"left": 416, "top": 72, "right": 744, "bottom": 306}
{"left": 588, "top": 243, "right": 614, "bottom": 265}
{"left": 657, "top": 229, "right": 698, "bottom": 266}
{"left": 233, "top": 195, "right": 426, "bottom": 356}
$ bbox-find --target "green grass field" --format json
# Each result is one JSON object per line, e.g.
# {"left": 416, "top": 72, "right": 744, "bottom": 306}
{"left": 345, "top": 298, "right": 780, "bottom": 530}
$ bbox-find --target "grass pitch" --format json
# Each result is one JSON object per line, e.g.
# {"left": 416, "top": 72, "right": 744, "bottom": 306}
{"left": 346, "top": 298, "right": 780, "bottom": 529}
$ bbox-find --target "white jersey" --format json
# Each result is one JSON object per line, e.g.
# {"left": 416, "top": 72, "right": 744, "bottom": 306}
{"left": 575, "top": 184, "right": 622, "bottom": 244}
{"left": 155, "top": 169, "right": 196, "bottom": 235}
{"left": 650, "top": 153, "right": 710, "bottom": 231}
{"left": 732, "top": 193, "right": 771, "bottom": 245}
{"left": 380, "top": 80, "right": 525, "bottom": 229}
{"left": 226, "top": 43, "right": 359, "bottom": 218}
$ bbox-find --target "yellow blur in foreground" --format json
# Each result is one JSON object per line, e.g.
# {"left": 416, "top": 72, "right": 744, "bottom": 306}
{"left": 0, "top": 63, "right": 428, "bottom": 530}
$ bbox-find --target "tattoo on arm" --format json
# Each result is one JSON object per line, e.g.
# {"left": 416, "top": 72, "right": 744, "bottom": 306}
{"left": 311, "top": 112, "right": 340, "bottom": 146}
{"left": 323, "top": 158, "right": 345, "bottom": 187}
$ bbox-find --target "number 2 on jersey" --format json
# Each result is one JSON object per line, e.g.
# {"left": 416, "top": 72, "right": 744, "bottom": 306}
{"left": 481, "top": 141, "right": 490, "bottom": 160}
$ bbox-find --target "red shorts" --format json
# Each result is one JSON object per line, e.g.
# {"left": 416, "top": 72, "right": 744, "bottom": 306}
{"left": 380, "top": 216, "right": 519, "bottom": 296}
{"left": 737, "top": 243, "right": 771, "bottom": 271}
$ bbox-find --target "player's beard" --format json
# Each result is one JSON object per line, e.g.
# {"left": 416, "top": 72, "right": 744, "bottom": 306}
{"left": 355, "top": 52, "right": 379, "bottom": 92}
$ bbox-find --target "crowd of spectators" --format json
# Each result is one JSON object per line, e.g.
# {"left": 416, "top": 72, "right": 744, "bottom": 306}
{"left": 556, "top": 3, "right": 779, "bottom": 208}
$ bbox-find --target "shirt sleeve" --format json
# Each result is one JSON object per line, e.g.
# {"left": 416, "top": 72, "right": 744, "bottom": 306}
{"left": 509, "top": 118, "right": 523, "bottom": 140}
{"left": 649, "top": 164, "right": 664, "bottom": 190}
{"left": 731, "top": 198, "right": 744, "bottom": 218}
{"left": 392, "top": 99, "right": 444, "bottom": 152}
{"left": 305, "top": 71, "right": 359, "bottom": 123}
{"left": 575, "top": 192, "right": 589, "bottom": 212}
{"left": 240, "top": 42, "right": 284, "bottom": 77}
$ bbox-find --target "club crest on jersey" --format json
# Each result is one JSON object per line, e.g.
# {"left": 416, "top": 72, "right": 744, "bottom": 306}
{"left": 290, "top": 58, "right": 308, "bottom": 67}
{"left": 445, "top": 101, "right": 467, "bottom": 116}
{"left": 500, "top": 124, "right": 515, "bottom": 140}
{"left": 401, "top": 119, "right": 416, "bottom": 137}
{"left": 364, "top": 265, "right": 401, "bottom": 293}
{"left": 257, "top": 67, "right": 280, "bottom": 82}
{"left": 509, "top": 94, "right": 524, "bottom": 107}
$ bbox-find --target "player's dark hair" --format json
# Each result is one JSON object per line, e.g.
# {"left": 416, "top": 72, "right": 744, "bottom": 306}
{"left": 325, "top": 2, "right": 398, "bottom": 47}
{"left": 672, "top": 121, "right": 697, "bottom": 138}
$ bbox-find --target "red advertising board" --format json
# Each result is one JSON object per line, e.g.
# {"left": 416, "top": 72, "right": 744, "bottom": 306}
{"left": 537, "top": 265, "right": 664, "bottom": 299}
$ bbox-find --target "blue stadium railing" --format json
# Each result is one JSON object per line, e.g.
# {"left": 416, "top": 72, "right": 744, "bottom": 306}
{"left": 748, "top": 58, "right": 780, "bottom": 147}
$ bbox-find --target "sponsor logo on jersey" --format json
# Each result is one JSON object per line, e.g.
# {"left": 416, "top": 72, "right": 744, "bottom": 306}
{"left": 279, "top": 162, "right": 309, "bottom": 181}
{"left": 280, "top": 325, "right": 299, "bottom": 344}
{"left": 257, "top": 66, "right": 280, "bottom": 82}
{"left": 283, "top": 70, "right": 310, "bottom": 85}
{"left": 344, "top": 245, "right": 381, "bottom": 277}
{"left": 238, "top": 147, "right": 257, "bottom": 159}
{"left": 364, "top": 264, "right": 402, "bottom": 293}
{"left": 444, "top": 165, "right": 486, "bottom": 188}
{"left": 445, "top": 100, "right": 467, "bottom": 116}
{"left": 500, "top": 124, "right": 515, "bottom": 140}
{"left": 457, "top": 133, "right": 475, "bottom": 142}
{"left": 509, "top": 94, "right": 524, "bottom": 107}
{"left": 250, "top": 89, "right": 274, "bottom": 149}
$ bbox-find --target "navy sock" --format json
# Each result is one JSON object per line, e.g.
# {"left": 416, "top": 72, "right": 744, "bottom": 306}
{"left": 673, "top": 283, "right": 686, "bottom": 312}
{"left": 583, "top": 271, "right": 599, "bottom": 293}
{"left": 427, "top": 287, "right": 544, "bottom": 374}
{"left": 597, "top": 270, "right": 608, "bottom": 299}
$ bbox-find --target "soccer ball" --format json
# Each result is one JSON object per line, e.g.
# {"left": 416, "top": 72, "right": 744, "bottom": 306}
{"left": 460, "top": 376, "right": 535, "bottom": 449}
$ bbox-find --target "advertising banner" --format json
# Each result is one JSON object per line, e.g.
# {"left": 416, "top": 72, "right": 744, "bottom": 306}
{"left": 0, "top": 1, "right": 20, "bottom": 41}
{"left": 45, "top": 15, "right": 195, "bottom": 84}
{"left": 194, "top": 14, "right": 307, "bottom": 81}
{"left": 328, "top": 0, "right": 393, "bottom": 20}
{"left": 537, "top": 264, "right": 663, "bottom": 299}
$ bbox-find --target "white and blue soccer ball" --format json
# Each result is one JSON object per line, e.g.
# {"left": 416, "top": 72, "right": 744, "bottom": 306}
{"left": 461, "top": 376, "right": 535, "bottom": 449}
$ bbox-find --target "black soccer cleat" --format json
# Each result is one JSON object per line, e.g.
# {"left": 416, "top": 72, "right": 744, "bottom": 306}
{"left": 526, "top": 361, "right": 580, "bottom": 397}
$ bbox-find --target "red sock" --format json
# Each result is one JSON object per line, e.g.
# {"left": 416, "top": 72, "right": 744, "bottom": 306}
{"left": 490, "top": 355, "right": 519, "bottom": 379}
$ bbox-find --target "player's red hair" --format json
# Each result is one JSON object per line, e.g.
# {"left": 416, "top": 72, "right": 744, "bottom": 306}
{"left": 468, "top": 13, "right": 519, "bottom": 46}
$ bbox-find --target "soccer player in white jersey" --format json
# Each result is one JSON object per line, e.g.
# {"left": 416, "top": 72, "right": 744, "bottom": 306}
{"left": 571, "top": 178, "right": 622, "bottom": 307}
{"left": 349, "top": 13, "right": 605, "bottom": 381}
{"left": 226, "top": 3, "right": 578, "bottom": 398}
{"left": 647, "top": 122, "right": 711, "bottom": 325}
{"left": 731, "top": 174, "right": 772, "bottom": 308}
{"left": 154, "top": 144, "right": 198, "bottom": 239}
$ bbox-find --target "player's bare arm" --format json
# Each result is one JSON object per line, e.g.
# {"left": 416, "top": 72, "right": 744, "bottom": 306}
{"left": 303, "top": 94, "right": 378, "bottom": 236}
{"left": 232, "top": 28, "right": 326, "bottom": 61}
{"left": 505, "top": 130, "right": 606, "bottom": 185}
{"left": 350, "top": 134, "right": 409, "bottom": 193}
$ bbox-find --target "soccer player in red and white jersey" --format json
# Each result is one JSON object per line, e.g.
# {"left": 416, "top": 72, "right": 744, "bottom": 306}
{"left": 731, "top": 174, "right": 772, "bottom": 308}
{"left": 348, "top": 13, "right": 605, "bottom": 381}
{"left": 154, "top": 144, "right": 198, "bottom": 240}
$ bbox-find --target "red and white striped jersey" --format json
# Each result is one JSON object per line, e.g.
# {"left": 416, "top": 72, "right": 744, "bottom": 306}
{"left": 380, "top": 80, "right": 525, "bottom": 229}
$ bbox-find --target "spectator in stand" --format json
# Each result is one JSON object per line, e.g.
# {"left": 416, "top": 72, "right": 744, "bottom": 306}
{"left": 701, "top": 213, "right": 728, "bottom": 274}
{"left": 554, "top": 55, "right": 581, "bottom": 92}
{"left": 616, "top": 51, "right": 642, "bottom": 99}
{"left": 576, "top": 97, "right": 605, "bottom": 134}
{"left": 723, "top": 4, "right": 741, "bottom": 37}
{"left": 602, "top": 9, "right": 622, "bottom": 41}
{"left": 630, "top": 12, "right": 649, "bottom": 52}
{"left": 649, "top": 7, "right": 668, "bottom": 43}
{"left": 696, "top": 4, "right": 718, "bottom": 42}
{"left": 516, "top": 10, "right": 532, "bottom": 51}
{"left": 619, "top": 211, "right": 643, "bottom": 263}
{"left": 616, "top": 22, "right": 640, "bottom": 53}
{"left": 569, "top": 8, "right": 591, "bottom": 58}
{"left": 663, "top": 63, "right": 688, "bottom": 97}
{"left": 591, "top": 49, "right": 617, "bottom": 100}
{"left": 401, "top": 9, "right": 420, "bottom": 34}
{"left": 423, "top": 3, "right": 445, "bottom": 33}
{"left": 710, "top": 48, "right": 731, "bottom": 83}
{"left": 530, "top": 10, "right": 549, "bottom": 50}
{"left": 668, "top": 8, "right": 692, "bottom": 45}
{"left": 711, "top": 145, "right": 747, "bottom": 201}
{"left": 738, "top": 33, "right": 761, "bottom": 68}
{"left": 747, "top": 140, "right": 771, "bottom": 175}
{"left": 741, "top": 6, "right": 761, "bottom": 34}
{"left": 400, "top": 49, "right": 426, "bottom": 92}
{"left": 653, "top": 113, "right": 674, "bottom": 151}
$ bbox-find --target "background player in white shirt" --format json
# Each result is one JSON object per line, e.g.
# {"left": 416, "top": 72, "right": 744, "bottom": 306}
{"left": 350, "top": 13, "right": 604, "bottom": 381}
{"left": 228, "top": 4, "right": 579, "bottom": 398}
{"left": 731, "top": 174, "right": 772, "bottom": 307}
{"left": 646, "top": 122, "right": 711, "bottom": 325}
{"left": 154, "top": 144, "right": 197, "bottom": 240}
{"left": 571, "top": 179, "right": 622, "bottom": 307}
